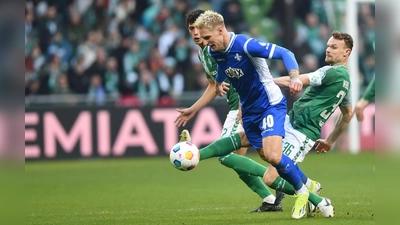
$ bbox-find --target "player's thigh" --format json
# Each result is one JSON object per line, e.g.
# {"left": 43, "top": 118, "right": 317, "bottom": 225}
{"left": 282, "top": 115, "right": 315, "bottom": 164}
{"left": 242, "top": 116, "right": 262, "bottom": 149}
{"left": 259, "top": 103, "right": 286, "bottom": 159}
{"left": 221, "top": 110, "right": 243, "bottom": 137}
{"left": 262, "top": 136, "right": 283, "bottom": 164}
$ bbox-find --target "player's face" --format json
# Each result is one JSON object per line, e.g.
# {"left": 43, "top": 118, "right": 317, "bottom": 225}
{"left": 188, "top": 23, "right": 204, "bottom": 46}
{"left": 199, "top": 27, "right": 224, "bottom": 51}
{"left": 325, "top": 37, "right": 350, "bottom": 65}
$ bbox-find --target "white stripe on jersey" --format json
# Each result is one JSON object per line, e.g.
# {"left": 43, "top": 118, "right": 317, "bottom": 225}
{"left": 222, "top": 32, "right": 237, "bottom": 53}
{"left": 243, "top": 39, "right": 283, "bottom": 105}
{"left": 268, "top": 44, "right": 276, "bottom": 59}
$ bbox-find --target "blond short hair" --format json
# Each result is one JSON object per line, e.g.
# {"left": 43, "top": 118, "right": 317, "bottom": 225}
{"left": 194, "top": 10, "right": 224, "bottom": 30}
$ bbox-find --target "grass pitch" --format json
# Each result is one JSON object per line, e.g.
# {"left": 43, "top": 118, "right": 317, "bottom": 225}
{"left": 26, "top": 152, "right": 374, "bottom": 225}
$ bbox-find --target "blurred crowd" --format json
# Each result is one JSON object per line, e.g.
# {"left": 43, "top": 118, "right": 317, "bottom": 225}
{"left": 25, "top": 0, "right": 375, "bottom": 106}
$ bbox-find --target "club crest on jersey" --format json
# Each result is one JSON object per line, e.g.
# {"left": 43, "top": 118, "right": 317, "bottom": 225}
{"left": 225, "top": 67, "right": 244, "bottom": 79}
{"left": 234, "top": 53, "right": 242, "bottom": 61}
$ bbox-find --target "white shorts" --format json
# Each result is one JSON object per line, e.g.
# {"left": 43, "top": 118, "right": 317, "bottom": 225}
{"left": 221, "top": 110, "right": 244, "bottom": 138}
{"left": 282, "top": 115, "right": 315, "bottom": 164}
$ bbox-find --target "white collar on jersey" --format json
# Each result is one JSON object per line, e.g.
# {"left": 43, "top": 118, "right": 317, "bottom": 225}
{"left": 220, "top": 32, "right": 236, "bottom": 54}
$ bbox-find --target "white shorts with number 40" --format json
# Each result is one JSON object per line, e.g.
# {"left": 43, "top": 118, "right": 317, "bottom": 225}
{"left": 282, "top": 115, "right": 316, "bottom": 164}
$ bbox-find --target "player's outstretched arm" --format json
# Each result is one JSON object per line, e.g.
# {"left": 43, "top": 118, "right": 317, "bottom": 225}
{"left": 175, "top": 79, "right": 217, "bottom": 127}
{"left": 354, "top": 98, "right": 370, "bottom": 122}
{"left": 354, "top": 76, "right": 375, "bottom": 122}
{"left": 246, "top": 39, "right": 302, "bottom": 94}
{"left": 273, "top": 74, "right": 310, "bottom": 88}
{"left": 270, "top": 45, "right": 303, "bottom": 95}
{"left": 315, "top": 105, "right": 353, "bottom": 153}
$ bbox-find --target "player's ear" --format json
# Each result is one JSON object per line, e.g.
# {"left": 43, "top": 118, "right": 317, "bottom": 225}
{"left": 218, "top": 26, "right": 223, "bottom": 34}
{"left": 345, "top": 48, "right": 352, "bottom": 56}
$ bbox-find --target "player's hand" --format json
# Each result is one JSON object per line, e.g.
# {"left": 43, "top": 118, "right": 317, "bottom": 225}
{"left": 354, "top": 98, "right": 370, "bottom": 121}
{"left": 215, "top": 82, "right": 229, "bottom": 96}
{"left": 175, "top": 108, "right": 195, "bottom": 127}
{"left": 289, "top": 77, "right": 303, "bottom": 96}
{"left": 314, "top": 139, "right": 333, "bottom": 154}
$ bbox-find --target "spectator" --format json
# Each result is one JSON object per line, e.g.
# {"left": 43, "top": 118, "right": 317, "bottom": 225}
{"left": 137, "top": 68, "right": 159, "bottom": 105}
{"left": 87, "top": 73, "right": 106, "bottom": 105}
{"left": 68, "top": 56, "right": 90, "bottom": 94}
{"left": 52, "top": 73, "right": 73, "bottom": 95}
{"left": 46, "top": 54, "right": 63, "bottom": 93}
{"left": 104, "top": 57, "right": 120, "bottom": 98}
{"left": 47, "top": 31, "right": 73, "bottom": 67}
{"left": 157, "top": 57, "right": 184, "bottom": 99}
{"left": 220, "top": 0, "right": 248, "bottom": 33}
{"left": 65, "top": 9, "right": 88, "bottom": 49}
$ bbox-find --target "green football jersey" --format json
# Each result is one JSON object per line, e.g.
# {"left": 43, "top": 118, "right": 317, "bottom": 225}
{"left": 198, "top": 46, "right": 239, "bottom": 111}
{"left": 289, "top": 65, "right": 352, "bottom": 141}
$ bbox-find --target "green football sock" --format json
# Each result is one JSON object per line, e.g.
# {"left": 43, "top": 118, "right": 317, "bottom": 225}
{"left": 269, "top": 177, "right": 296, "bottom": 195}
{"left": 218, "top": 152, "right": 272, "bottom": 200}
{"left": 218, "top": 153, "right": 266, "bottom": 177}
{"left": 270, "top": 177, "right": 324, "bottom": 206}
{"left": 199, "top": 133, "right": 241, "bottom": 160}
{"left": 308, "top": 192, "right": 323, "bottom": 206}
{"left": 238, "top": 173, "right": 273, "bottom": 200}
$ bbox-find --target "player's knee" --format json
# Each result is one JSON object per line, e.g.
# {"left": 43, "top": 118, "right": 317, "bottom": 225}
{"left": 264, "top": 152, "right": 281, "bottom": 165}
{"left": 234, "top": 147, "right": 247, "bottom": 156}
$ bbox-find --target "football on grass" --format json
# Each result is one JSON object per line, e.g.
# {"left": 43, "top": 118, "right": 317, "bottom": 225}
{"left": 169, "top": 142, "right": 200, "bottom": 171}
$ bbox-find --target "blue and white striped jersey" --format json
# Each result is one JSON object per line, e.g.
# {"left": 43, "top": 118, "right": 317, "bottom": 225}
{"left": 211, "top": 32, "right": 299, "bottom": 115}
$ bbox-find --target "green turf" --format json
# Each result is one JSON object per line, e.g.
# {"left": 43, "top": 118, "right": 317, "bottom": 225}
{"left": 26, "top": 152, "right": 375, "bottom": 225}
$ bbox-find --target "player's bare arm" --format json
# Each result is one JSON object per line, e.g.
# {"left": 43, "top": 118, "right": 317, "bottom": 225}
{"left": 315, "top": 105, "right": 353, "bottom": 153}
{"left": 175, "top": 78, "right": 217, "bottom": 127}
{"left": 273, "top": 74, "right": 310, "bottom": 88}
{"left": 354, "top": 98, "right": 370, "bottom": 122}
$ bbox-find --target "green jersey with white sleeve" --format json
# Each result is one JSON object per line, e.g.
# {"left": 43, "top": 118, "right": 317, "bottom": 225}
{"left": 289, "top": 65, "right": 352, "bottom": 141}
{"left": 198, "top": 46, "right": 239, "bottom": 111}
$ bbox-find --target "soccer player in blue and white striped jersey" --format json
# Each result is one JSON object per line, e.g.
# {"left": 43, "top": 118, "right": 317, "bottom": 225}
{"left": 194, "top": 10, "right": 309, "bottom": 219}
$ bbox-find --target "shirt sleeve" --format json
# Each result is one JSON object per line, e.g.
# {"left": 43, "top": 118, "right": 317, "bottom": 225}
{"left": 306, "top": 66, "right": 332, "bottom": 86}
{"left": 362, "top": 75, "right": 375, "bottom": 102}
{"left": 244, "top": 38, "right": 299, "bottom": 72}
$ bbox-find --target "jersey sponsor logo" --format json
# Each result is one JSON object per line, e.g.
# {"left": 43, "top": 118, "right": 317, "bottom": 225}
{"left": 234, "top": 53, "right": 242, "bottom": 61}
{"left": 225, "top": 67, "right": 244, "bottom": 79}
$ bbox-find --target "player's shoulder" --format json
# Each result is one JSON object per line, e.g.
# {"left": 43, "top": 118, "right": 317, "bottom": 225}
{"left": 331, "top": 65, "right": 350, "bottom": 79}
{"left": 234, "top": 33, "right": 252, "bottom": 45}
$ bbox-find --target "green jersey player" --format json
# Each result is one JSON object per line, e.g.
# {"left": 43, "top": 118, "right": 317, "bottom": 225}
{"left": 263, "top": 30, "right": 354, "bottom": 217}
{"left": 355, "top": 75, "right": 375, "bottom": 121}
{"left": 174, "top": 10, "right": 283, "bottom": 212}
